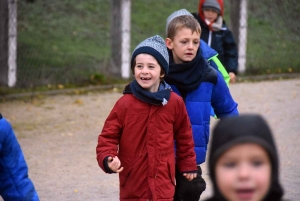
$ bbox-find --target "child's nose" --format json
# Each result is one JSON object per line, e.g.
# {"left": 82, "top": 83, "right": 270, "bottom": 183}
{"left": 237, "top": 164, "right": 251, "bottom": 179}
{"left": 141, "top": 68, "right": 148, "bottom": 74}
{"left": 188, "top": 42, "right": 194, "bottom": 49}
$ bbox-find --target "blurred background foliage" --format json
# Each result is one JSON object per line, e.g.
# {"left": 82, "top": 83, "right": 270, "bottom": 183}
{"left": 12, "top": 0, "right": 300, "bottom": 88}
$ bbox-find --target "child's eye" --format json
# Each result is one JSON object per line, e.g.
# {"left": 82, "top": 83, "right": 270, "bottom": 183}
{"left": 136, "top": 65, "right": 143, "bottom": 68}
{"left": 251, "top": 160, "right": 264, "bottom": 167}
{"left": 149, "top": 65, "right": 155, "bottom": 69}
{"left": 223, "top": 161, "right": 236, "bottom": 168}
{"left": 181, "top": 41, "right": 187, "bottom": 44}
{"left": 194, "top": 41, "right": 199, "bottom": 45}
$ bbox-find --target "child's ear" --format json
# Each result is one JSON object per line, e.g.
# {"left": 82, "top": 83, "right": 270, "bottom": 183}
{"left": 165, "top": 38, "right": 173, "bottom": 50}
{"left": 160, "top": 70, "right": 165, "bottom": 79}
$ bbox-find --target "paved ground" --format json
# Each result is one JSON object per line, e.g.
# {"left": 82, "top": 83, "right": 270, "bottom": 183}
{"left": 0, "top": 78, "right": 299, "bottom": 201}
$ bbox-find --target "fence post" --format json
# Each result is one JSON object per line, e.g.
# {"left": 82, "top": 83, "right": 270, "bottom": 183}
{"left": 110, "top": 0, "right": 131, "bottom": 79}
{"left": 120, "top": 0, "right": 131, "bottom": 79}
{"left": 238, "top": 0, "right": 248, "bottom": 74}
{"left": 8, "top": 0, "right": 17, "bottom": 87}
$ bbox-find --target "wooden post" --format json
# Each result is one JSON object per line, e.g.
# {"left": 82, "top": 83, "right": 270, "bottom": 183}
{"left": 229, "top": 0, "right": 241, "bottom": 45}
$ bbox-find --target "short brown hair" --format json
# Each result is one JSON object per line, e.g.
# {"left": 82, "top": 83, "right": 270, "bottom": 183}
{"left": 167, "top": 15, "right": 201, "bottom": 39}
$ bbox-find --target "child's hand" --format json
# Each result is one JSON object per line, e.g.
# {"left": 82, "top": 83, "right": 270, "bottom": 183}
{"left": 107, "top": 156, "right": 124, "bottom": 173}
{"left": 183, "top": 172, "right": 197, "bottom": 181}
{"left": 229, "top": 72, "right": 236, "bottom": 83}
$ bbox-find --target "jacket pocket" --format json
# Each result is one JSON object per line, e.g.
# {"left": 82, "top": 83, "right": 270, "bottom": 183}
{"left": 119, "top": 165, "right": 133, "bottom": 186}
{"left": 168, "top": 161, "right": 176, "bottom": 185}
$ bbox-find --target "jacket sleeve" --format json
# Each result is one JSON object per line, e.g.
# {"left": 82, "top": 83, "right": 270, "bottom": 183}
{"left": 211, "top": 71, "right": 239, "bottom": 118}
{"left": 209, "top": 55, "right": 230, "bottom": 86}
{"left": 96, "top": 101, "right": 123, "bottom": 173}
{"left": 223, "top": 28, "right": 238, "bottom": 74}
{"left": 173, "top": 98, "right": 197, "bottom": 173}
{"left": 0, "top": 118, "right": 40, "bottom": 201}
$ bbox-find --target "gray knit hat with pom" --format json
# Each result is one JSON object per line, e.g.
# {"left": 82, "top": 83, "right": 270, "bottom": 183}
{"left": 131, "top": 35, "right": 169, "bottom": 75}
{"left": 166, "top": 9, "right": 193, "bottom": 35}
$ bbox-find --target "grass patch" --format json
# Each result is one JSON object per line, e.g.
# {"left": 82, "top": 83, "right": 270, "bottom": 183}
{"left": 10, "top": 0, "right": 300, "bottom": 90}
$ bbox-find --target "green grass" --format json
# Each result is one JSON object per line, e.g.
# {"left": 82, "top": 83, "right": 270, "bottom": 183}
{"left": 13, "top": 0, "right": 300, "bottom": 89}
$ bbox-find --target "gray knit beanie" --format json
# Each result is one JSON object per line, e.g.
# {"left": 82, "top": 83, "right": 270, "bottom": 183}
{"left": 202, "top": 0, "right": 221, "bottom": 14}
{"left": 131, "top": 35, "right": 169, "bottom": 75}
{"left": 166, "top": 9, "right": 193, "bottom": 35}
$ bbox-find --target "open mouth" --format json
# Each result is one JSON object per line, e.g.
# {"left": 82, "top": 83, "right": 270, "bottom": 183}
{"left": 141, "top": 77, "right": 151, "bottom": 80}
{"left": 236, "top": 189, "right": 255, "bottom": 200}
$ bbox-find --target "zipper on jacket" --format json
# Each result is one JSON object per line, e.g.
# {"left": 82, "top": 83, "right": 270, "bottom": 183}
{"left": 208, "top": 31, "right": 212, "bottom": 47}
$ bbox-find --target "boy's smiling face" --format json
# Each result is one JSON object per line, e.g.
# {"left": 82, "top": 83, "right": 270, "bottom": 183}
{"left": 134, "top": 53, "right": 164, "bottom": 93}
{"left": 215, "top": 143, "right": 271, "bottom": 201}
{"left": 166, "top": 28, "right": 200, "bottom": 64}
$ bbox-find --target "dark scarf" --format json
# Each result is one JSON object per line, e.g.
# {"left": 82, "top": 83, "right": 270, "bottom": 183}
{"left": 123, "top": 80, "right": 171, "bottom": 106}
{"left": 164, "top": 48, "right": 210, "bottom": 93}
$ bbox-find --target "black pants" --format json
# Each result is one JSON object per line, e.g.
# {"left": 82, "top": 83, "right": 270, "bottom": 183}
{"left": 174, "top": 165, "right": 206, "bottom": 201}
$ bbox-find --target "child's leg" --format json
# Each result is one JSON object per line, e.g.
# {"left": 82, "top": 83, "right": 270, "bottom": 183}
{"left": 174, "top": 165, "right": 206, "bottom": 201}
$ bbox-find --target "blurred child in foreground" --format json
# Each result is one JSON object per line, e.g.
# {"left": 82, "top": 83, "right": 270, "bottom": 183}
{"left": 206, "top": 114, "right": 284, "bottom": 201}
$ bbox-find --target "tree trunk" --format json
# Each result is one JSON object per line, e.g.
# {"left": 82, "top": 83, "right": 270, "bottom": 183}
{"left": 110, "top": 0, "right": 122, "bottom": 77}
{"left": 228, "top": 0, "right": 240, "bottom": 46}
{"left": 0, "top": 0, "right": 9, "bottom": 86}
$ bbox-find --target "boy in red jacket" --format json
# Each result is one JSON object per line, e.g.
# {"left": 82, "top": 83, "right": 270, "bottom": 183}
{"left": 96, "top": 35, "right": 197, "bottom": 201}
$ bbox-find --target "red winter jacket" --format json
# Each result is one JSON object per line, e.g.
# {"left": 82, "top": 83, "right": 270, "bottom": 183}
{"left": 96, "top": 92, "right": 197, "bottom": 201}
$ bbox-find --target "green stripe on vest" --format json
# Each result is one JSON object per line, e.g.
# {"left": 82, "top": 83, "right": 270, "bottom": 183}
{"left": 210, "top": 56, "right": 230, "bottom": 86}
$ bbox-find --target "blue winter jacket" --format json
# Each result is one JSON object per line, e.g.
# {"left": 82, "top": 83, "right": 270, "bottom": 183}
{"left": 167, "top": 47, "right": 239, "bottom": 164}
{"left": 201, "top": 39, "right": 229, "bottom": 85}
{"left": 201, "top": 39, "right": 230, "bottom": 117}
{"left": 0, "top": 115, "right": 39, "bottom": 201}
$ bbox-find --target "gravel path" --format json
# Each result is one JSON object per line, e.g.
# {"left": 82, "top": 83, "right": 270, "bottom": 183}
{"left": 0, "top": 79, "right": 299, "bottom": 201}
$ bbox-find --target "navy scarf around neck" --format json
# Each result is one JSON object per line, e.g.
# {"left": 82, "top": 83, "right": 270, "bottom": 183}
{"left": 123, "top": 80, "right": 171, "bottom": 106}
{"left": 165, "top": 48, "right": 210, "bottom": 92}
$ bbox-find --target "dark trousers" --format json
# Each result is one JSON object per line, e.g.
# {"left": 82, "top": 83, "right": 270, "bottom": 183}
{"left": 174, "top": 165, "right": 206, "bottom": 201}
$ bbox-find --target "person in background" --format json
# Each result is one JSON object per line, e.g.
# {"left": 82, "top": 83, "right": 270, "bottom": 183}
{"left": 206, "top": 114, "right": 284, "bottom": 201}
{"left": 192, "top": 0, "right": 238, "bottom": 83}
{"left": 165, "top": 10, "right": 239, "bottom": 201}
{"left": 0, "top": 113, "right": 40, "bottom": 201}
{"left": 96, "top": 35, "right": 197, "bottom": 201}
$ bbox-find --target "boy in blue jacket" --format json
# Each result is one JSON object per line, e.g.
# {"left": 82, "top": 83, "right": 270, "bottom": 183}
{"left": 0, "top": 114, "right": 40, "bottom": 201}
{"left": 165, "top": 9, "right": 239, "bottom": 201}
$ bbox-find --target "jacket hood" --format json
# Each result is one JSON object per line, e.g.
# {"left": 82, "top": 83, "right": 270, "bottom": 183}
{"left": 208, "top": 114, "right": 284, "bottom": 201}
{"left": 200, "top": 39, "right": 218, "bottom": 59}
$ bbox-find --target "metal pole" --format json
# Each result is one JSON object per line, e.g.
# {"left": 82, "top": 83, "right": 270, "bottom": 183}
{"left": 121, "top": 0, "right": 131, "bottom": 79}
{"left": 238, "top": 0, "right": 247, "bottom": 74}
{"left": 8, "top": 0, "right": 17, "bottom": 87}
